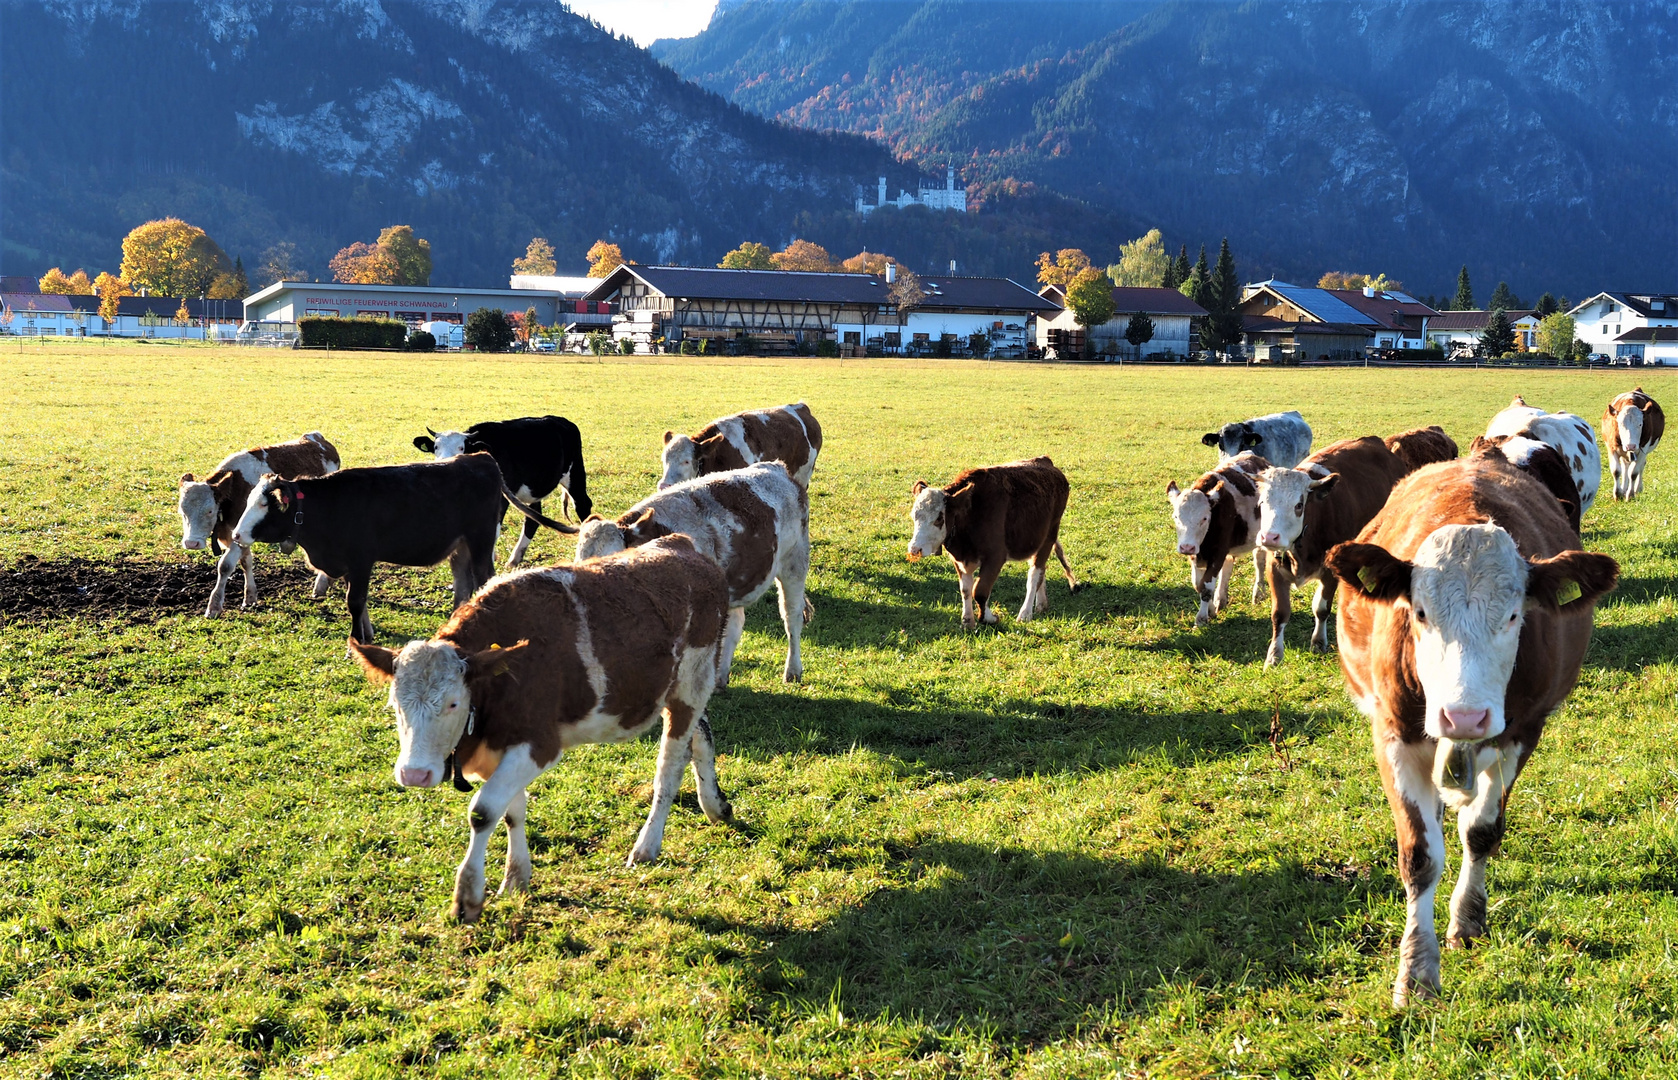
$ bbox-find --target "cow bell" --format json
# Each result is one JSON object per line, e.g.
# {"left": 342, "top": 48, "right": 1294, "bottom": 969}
{"left": 1433, "top": 737, "right": 1480, "bottom": 798}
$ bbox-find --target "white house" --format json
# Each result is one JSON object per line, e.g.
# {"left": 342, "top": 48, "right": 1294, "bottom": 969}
{"left": 1424, "top": 310, "right": 1542, "bottom": 352}
{"left": 1568, "top": 292, "right": 1678, "bottom": 361}
{"left": 1036, "top": 285, "right": 1206, "bottom": 358}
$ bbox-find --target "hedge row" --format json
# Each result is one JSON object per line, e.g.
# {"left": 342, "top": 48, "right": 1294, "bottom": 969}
{"left": 298, "top": 316, "right": 408, "bottom": 350}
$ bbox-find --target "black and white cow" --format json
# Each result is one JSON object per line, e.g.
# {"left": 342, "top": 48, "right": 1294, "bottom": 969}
{"left": 415, "top": 416, "right": 592, "bottom": 566}
{"left": 232, "top": 453, "right": 577, "bottom": 642}
{"left": 1203, "top": 411, "right": 1313, "bottom": 469}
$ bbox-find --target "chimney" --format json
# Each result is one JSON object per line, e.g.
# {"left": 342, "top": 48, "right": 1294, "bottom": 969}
{"left": 885, "top": 263, "right": 897, "bottom": 284}
{"left": 1363, "top": 286, "right": 1377, "bottom": 297}
{"left": 878, "top": 176, "right": 887, "bottom": 207}
{"left": 949, "top": 259, "right": 957, "bottom": 275}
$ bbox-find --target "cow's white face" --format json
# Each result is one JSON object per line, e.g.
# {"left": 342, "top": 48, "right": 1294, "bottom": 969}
{"left": 1166, "top": 480, "right": 1216, "bottom": 556}
{"left": 907, "top": 485, "right": 948, "bottom": 561}
{"left": 231, "top": 477, "right": 284, "bottom": 547}
{"left": 1617, "top": 404, "right": 1644, "bottom": 454}
{"left": 430, "top": 431, "right": 470, "bottom": 459}
{"left": 575, "top": 518, "right": 628, "bottom": 561}
{"left": 659, "top": 434, "right": 697, "bottom": 490}
{"left": 178, "top": 477, "right": 217, "bottom": 550}
{"left": 385, "top": 640, "right": 473, "bottom": 788}
{"left": 1255, "top": 465, "right": 1335, "bottom": 551}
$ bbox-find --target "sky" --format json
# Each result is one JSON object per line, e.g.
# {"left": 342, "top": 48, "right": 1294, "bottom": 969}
{"left": 568, "top": 0, "right": 721, "bottom": 46}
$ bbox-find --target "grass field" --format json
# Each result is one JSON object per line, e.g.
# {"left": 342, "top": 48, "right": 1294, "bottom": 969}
{"left": 2, "top": 338, "right": 1677, "bottom": 1078}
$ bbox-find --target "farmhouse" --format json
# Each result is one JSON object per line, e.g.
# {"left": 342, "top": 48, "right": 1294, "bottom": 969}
{"left": 244, "top": 281, "right": 593, "bottom": 330}
{"left": 1424, "top": 309, "right": 1541, "bottom": 352}
{"left": 1235, "top": 281, "right": 1440, "bottom": 359}
{"left": 0, "top": 292, "right": 245, "bottom": 338}
{"left": 1568, "top": 292, "right": 1678, "bottom": 361}
{"left": 581, "top": 265, "right": 1054, "bottom": 358}
{"left": 1036, "top": 285, "right": 1206, "bottom": 359}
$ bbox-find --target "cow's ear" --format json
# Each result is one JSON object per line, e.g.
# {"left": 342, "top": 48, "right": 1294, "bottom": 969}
{"left": 583, "top": 513, "right": 604, "bottom": 523}
{"left": 1200, "top": 432, "right": 1220, "bottom": 447}
{"left": 1307, "top": 471, "right": 1339, "bottom": 499}
{"left": 180, "top": 472, "right": 194, "bottom": 485}
{"left": 1326, "top": 542, "right": 1411, "bottom": 603}
{"left": 347, "top": 640, "right": 398, "bottom": 684}
{"left": 620, "top": 506, "right": 657, "bottom": 539}
{"left": 946, "top": 481, "right": 975, "bottom": 505}
{"left": 1165, "top": 479, "right": 1180, "bottom": 500}
{"left": 1205, "top": 480, "right": 1224, "bottom": 504}
{"left": 912, "top": 479, "right": 928, "bottom": 495}
{"left": 1240, "top": 431, "right": 1264, "bottom": 448}
{"left": 413, "top": 436, "right": 435, "bottom": 453}
{"left": 1526, "top": 551, "right": 1619, "bottom": 610}
{"left": 662, "top": 430, "right": 675, "bottom": 446}
{"left": 465, "top": 640, "right": 530, "bottom": 683}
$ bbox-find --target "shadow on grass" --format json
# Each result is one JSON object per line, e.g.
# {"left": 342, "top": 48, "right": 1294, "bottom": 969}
{"left": 708, "top": 685, "right": 1332, "bottom": 777}
{"left": 685, "top": 840, "right": 1381, "bottom": 1042}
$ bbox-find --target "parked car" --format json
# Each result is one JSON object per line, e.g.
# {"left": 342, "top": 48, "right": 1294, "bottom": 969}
{"left": 530, "top": 338, "right": 556, "bottom": 353}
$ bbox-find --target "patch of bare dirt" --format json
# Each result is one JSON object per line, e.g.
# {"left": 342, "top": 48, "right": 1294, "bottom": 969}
{"left": 0, "top": 554, "right": 322, "bottom": 623}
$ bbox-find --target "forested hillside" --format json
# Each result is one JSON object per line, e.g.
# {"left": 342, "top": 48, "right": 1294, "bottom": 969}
{"left": 661, "top": 0, "right": 1678, "bottom": 297}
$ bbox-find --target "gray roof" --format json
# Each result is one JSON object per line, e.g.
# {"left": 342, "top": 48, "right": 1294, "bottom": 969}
{"left": 587, "top": 265, "right": 1057, "bottom": 311}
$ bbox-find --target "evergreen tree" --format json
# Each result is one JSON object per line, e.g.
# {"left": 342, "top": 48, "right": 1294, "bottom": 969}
{"left": 1207, "top": 238, "right": 1242, "bottom": 352}
{"left": 1180, "top": 245, "right": 1211, "bottom": 306}
{"left": 1453, "top": 265, "right": 1474, "bottom": 310}
{"left": 1124, "top": 312, "right": 1155, "bottom": 348}
{"left": 1170, "top": 245, "right": 1191, "bottom": 290}
{"left": 1481, "top": 308, "right": 1517, "bottom": 356}
{"left": 1488, "top": 281, "right": 1521, "bottom": 311}
{"left": 1535, "top": 292, "right": 1559, "bottom": 317}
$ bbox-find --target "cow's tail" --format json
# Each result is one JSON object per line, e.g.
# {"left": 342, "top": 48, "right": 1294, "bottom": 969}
{"left": 503, "top": 488, "right": 579, "bottom": 534}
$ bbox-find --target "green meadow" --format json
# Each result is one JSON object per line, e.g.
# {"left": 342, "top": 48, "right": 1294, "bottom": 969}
{"left": 2, "top": 339, "right": 1676, "bottom": 1077}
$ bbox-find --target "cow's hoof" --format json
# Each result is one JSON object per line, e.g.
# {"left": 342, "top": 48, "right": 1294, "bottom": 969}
{"left": 204, "top": 603, "right": 224, "bottom": 619}
{"left": 1392, "top": 973, "right": 1440, "bottom": 1008}
{"left": 705, "top": 800, "right": 735, "bottom": 825}
{"left": 1264, "top": 649, "right": 1283, "bottom": 668}
{"left": 499, "top": 867, "right": 532, "bottom": 896}
{"left": 626, "top": 843, "right": 661, "bottom": 866}
{"left": 782, "top": 665, "right": 802, "bottom": 684}
{"left": 450, "top": 895, "right": 485, "bottom": 924}
{"left": 1194, "top": 613, "right": 1210, "bottom": 628}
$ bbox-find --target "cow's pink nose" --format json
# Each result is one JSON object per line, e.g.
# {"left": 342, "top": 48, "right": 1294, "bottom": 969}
{"left": 1440, "top": 708, "right": 1491, "bottom": 740}
{"left": 1260, "top": 532, "right": 1282, "bottom": 547}
{"left": 399, "top": 767, "right": 434, "bottom": 788}
{"left": 1179, "top": 543, "right": 1198, "bottom": 555}
{"left": 183, "top": 539, "right": 204, "bottom": 550}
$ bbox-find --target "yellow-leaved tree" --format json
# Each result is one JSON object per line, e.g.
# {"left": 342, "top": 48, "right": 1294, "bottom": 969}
{"left": 770, "top": 240, "right": 836, "bottom": 272}
{"left": 839, "top": 251, "right": 893, "bottom": 275}
{"left": 94, "top": 273, "right": 131, "bottom": 325}
{"left": 329, "top": 242, "right": 401, "bottom": 285}
{"left": 513, "top": 237, "right": 558, "bottom": 276}
{"left": 586, "top": 240, "right": 628, "bottom": 278}
{"left": 39, "top": 268, "right": 94, "bottom": 294}
{"left": 719, "top": 242, "right": 774, "bottom": 270}
{"left": 1107, "top": 230, "right": 1169, "bottom": 288}
{"left": 120, "top": 219, "right": 231, "bottom": 297}
{"left": 1035, "top": 248, "right": 1091, "bottom": 287}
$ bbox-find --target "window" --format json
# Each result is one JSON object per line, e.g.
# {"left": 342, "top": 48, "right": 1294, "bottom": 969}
{"left": 843, "top": 331, "right": 860, "bottom": 345}
{"left": 912, "top": 332, "right": 930, "bottom": 342}
{"left": 1617, "top": 344, "right": 1645, "bottom": 359}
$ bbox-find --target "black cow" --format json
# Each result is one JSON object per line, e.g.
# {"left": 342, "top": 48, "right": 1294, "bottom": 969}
{"left": 232, "top": 453, "right": 577, "bottom": 642}
{"left": 414, "top": 416, "right": 592, "bottom": 567}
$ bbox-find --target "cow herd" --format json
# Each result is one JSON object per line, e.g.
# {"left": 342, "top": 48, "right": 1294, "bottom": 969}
{"left": 170, "top": 386, "right": 1666, "bottom": 1006}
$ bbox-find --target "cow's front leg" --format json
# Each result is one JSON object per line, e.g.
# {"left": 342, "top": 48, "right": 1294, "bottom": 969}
{"left": 204, "top": 543, "right": 243, "bottom": 618}
{"left": 1213, "top": 554, "right": 1235, "bottom": 615}
{"left": 1309, "top": 575, "right": 1333, "bottom": 652}
{"left": 1379, "top": 735, "right": 1445, "bottom": 1006}
{"left": 239, "top": 544, "right": 258, "bottom": 608}
{"left": 1264, "top": 557, "right": 1295, "bottom": 667}
{"left": 630, "top": 702, "right": 700, "bottom": 865}
{"left": 1447, "top": 743, "right": 1520, "bottom": 948}
{"left": 717, "top": 606, "right": 747, "bottom": 688}
{"left": 453, "top": 747, "right": 543, "bottom": 923}
{"left": 1190, "top": 559, "right": 1213, "bottom": 626}
{"left": 1633, "top": 450, "right": 1649, "bottom": 497}
{"left": 499, "top": 788, "right": 532, "bottom": 896}
{"left": 1251, "top": 548, "right": 1268, "bottom": 603}
{"left": 955, "top": 560, "right": 978, "bottom": 629}
{"left": 974, "top": 559, "right": 1005, "bottom": 625}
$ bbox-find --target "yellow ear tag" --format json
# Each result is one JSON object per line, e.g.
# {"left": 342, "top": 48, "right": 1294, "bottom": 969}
{"left": 1556, "top": 579, "right": 1582, "bottom": 606}
{"left": 1357, "top": 566, "right": 1380, "bottom": 593}
{"left": 490, "top": 643, "right": 501, "bottom": 649}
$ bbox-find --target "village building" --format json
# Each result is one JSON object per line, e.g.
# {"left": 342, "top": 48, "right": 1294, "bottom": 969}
{"left": 243, "top": 280, "right": 596, "bottom": 331}
{"left": 1238, "top": 281, "right": 1412, "bottom": 360}
{"left": 1567, "top": 292, "right": 1678, "bottom": 362}
{"left": 1035, "top": 284, "right": 1206, "bottom": 359}
{"left": 0, "top": 292, "right": 246, "bottom": 338}
{"left": 580, "top": 265, "right": 1053, "bottom": 357}
{"left": 1423, "top": 309, "right": 1541, "bottom": 353}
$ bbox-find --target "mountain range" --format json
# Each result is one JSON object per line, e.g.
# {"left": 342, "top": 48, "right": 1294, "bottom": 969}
{"left": 659, "top": 0, "right": 1678, "bottom": 300}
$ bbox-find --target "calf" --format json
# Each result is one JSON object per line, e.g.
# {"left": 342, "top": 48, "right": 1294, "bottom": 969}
{"left": 177, "top": 432, "right": 339, "bottom": 617}
{"left": 1604, "top": 387, "right": 1665, "bottom": 500}
{"left": 907, "top": 456, "right": 1080, "bottom": 628}
{"left": 1384, "top": 426, "right": 1458, "bottom": 473}
{"left": 1202, "top": 410, "right": 1313, "bottom": 469}
{"left": 1485, "top": 395, "right": 1601, "bottom": 515}
{"left": 1325, "top": 456, "right": 1618, "bottom": 1005}
{"left": 1252, "top": 436, "right": 1410, "bottom": 665}
{"left": 1468, "top": 435, "right": 1582, "bottom": 534}
{"left": 348, "top": 534, "right": 733, "bottom": 922}
{"left": 232, "top": 453, "right": 576, "bottom": 643}
{"left": 415, "top": 415, "right": 593, "bottom": 566}
{"left": 660, "top": 402, "right": 822, "bottom": 490}
{"left": 576, "top": 462, "right": 810, "bottom": 685}
{"left": 1166, "top": 452, "right": 1269, "bottom": 625}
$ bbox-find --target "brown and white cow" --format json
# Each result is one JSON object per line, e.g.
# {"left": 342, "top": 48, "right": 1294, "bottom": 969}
{"left": 1325, "top": 456, "right": 1618, "bottom": 1006}
{"left": 1604, "top": 387, "right": 1665, "bottom": 500}
{"left": 348, "top": 534, "right": 732, "bottom": 922}
{"left": 1166, "top": 452, "right": 1269, "bottom": 625}
{"left": 575, "top": 461, "right": 810, "bottom": 685}
{"left": 1468, "top": 434, "right": 1582, "bottom": 535}
{"left": 1252, "top": 436, "right": 1411, "bottom": 665}
{"left": 1384, "top": 426, "right": 1459, "bottom": 473}
{"left": 908, "top": 456, "right": 1079, "bottom": 628}
{"left": 177, "top": 432, "right": 340, "bottom": 617}
{"left": 1486, "top": 395, "right": 1601, "bottom": 515}
{"left": 660, "top": 402, "right": 822, "bottom": 490}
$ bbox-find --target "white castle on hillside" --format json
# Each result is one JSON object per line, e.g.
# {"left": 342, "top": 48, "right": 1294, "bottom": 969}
{"left": 857, "top": 167, "right": 968, "bottom": 214}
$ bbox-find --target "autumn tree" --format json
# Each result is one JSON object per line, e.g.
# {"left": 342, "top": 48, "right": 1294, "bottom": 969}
{"left": 840, "top": 251, "right": 892, "bottom": 275}
{"left": 1108, "top": 229, "right": 1169, "bottom": 288}
{"left": 1066, "top": 268, "right": 1116, "bottom": 328}
{"left": 887, "top": 267, "right": 926, "bottom": 319}
{"left": 94, "top": 272, "right": 130, "bottom": 325}
{"left": 1035, "top": 248, "right": 1092, "bottom": 287}
{"left": 719, "top": 242, "right": 774, "bottom": 270}
{"left": 259, "top": 243, "right": 302, "bottom": 286}
{"left": 513, "top": 237, "right": 557, "bottom": 276}
{"left": 770, "top": 240, "right": 836, "bottom": 272}
{"left": 208, "top": 257, "right": 249, "bottom": 299}
{"left": 39, "top": 268, "right": 93, "bottom": 294}
{"left": 586, "top": 240, "right": 627, "bottom": 278}
{"left": 174, "top": 298, "right": 193, "bottom": 326}
{"left": 381, "top": 226, "right": 432, "bottom": 285}
{"left": 1452, "top": 265, "right": 1474, "bottom": 310}
{"left": 120, "top": 218, "right": 230, "bottom": 297}
{"left": 330, "top": 242, "right": 401, "bottom": 284}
